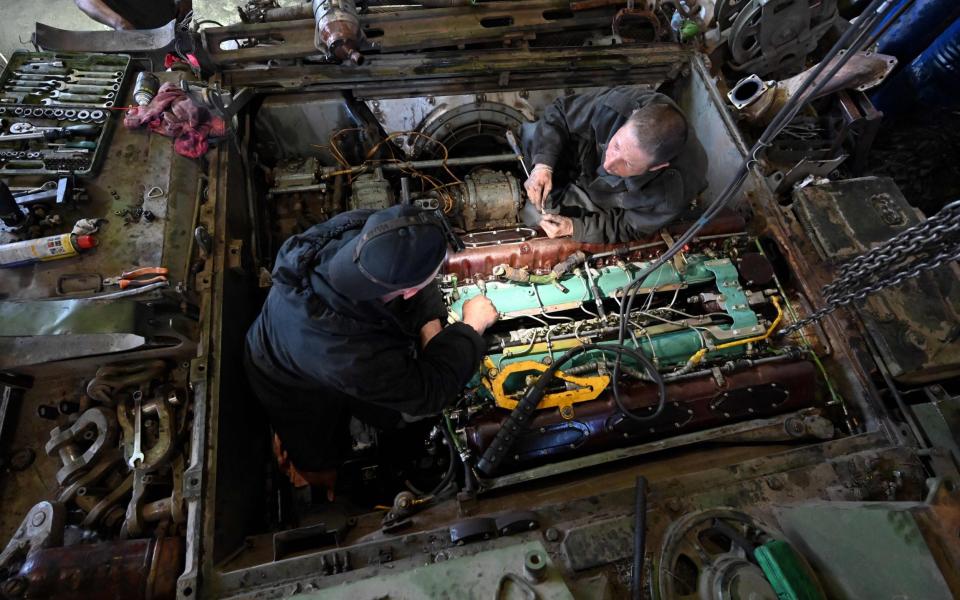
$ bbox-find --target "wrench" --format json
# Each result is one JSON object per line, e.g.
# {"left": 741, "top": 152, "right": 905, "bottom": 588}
{"left": 17, "top": 66, "right": 68, "bottom": 75}
{"left": 8, "top": 122, "right": 59, "bottom": 134}
{"left": 127, "top": 390, "right": 145, "bottom": 469}
{"left": 13, "top": 72, "right": 66, "bottom": 80}
{"left": 73, "top": 64, "right": 121, "bottom": 73}
{"left": 70, "top": 70, "right": 122, "bottom": 79}
{"left": 24, "top": 60, "right": 65, "bottom": 68}
{"left": 6, "top": 85, "right": 52, "bottom": 93}
{"left": 54, "top": 81, "right": 119, "bottom": 93}
{"left": 40, "top": 98, "right": 115, "bottom": 108}
{"left": 65, "top": 75, "right": 120, "bottom": 85}
{"left": 48, "top": 90, "right": 116, "bottom": 101}
{"left": 8, "top": 78, "right": 58, "bottom": 87}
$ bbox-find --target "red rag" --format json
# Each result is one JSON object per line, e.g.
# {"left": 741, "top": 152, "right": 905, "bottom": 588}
{"left": 124, "top": 82, "right": 227, "bottom": 159}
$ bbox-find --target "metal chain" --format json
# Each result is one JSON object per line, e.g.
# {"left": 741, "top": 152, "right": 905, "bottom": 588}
{"left": 828, "top": 199, "right": 960, "bottom": 285}
{"left": 779, "top": 200, "right": 960, "bottom": 337}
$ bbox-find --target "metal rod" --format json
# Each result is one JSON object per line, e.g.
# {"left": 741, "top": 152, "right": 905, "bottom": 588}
{"left": 320, "top": 153, "right": 520, "bottom": 177}
{"left": 863, "top": 331, "right": 930, "bottom": 449}
{"left": 267, "top": 183, "right": 326, "bottom": 195}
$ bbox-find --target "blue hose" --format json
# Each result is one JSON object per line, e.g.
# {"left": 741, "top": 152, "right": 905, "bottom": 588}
{"left": 873, "top": 0, "right": 960, "bottom": 66}
{"left": 872, "top": 16, "right": 960, "bottom": 116}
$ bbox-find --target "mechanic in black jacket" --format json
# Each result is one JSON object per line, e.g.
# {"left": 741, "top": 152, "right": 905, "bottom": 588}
{"left": 245, "top": 205, "right": 498, "bottom": 498}
{"left": 521, "top": 87, "right": 709, "bottom": 244}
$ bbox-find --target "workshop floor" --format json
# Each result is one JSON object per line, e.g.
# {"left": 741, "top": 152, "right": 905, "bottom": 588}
{"left": 0, "top": 0, "right": 306, "bottom": 63}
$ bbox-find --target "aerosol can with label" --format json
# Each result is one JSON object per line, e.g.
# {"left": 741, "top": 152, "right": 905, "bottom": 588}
{"left": 0, "top": 233, "right": 97, "bottom": 268}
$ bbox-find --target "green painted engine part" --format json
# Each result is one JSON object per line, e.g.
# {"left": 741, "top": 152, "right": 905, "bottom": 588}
{"left": 462, "top": 256, "right": 765, "bottom": 370}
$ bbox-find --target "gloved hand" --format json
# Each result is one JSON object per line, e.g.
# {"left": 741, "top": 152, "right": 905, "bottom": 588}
{"left": 524, "top": 164, "right": 553, "bottom": 212}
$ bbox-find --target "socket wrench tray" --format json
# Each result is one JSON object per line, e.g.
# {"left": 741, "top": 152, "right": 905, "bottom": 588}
{"left": 0, "top": 51, "right": 131, "bottom": 177}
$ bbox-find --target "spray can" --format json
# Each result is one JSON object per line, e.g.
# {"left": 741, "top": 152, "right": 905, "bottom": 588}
{"left": 0, "top": 234, "right": 97, "bottom": 268}
{"left": 133, "top": 72, "right": 160, "bottom": 106}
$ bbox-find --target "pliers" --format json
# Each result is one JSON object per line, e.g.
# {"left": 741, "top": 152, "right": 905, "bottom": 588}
{"left": 103, "top": 267, "right": 169, "bottom": 289}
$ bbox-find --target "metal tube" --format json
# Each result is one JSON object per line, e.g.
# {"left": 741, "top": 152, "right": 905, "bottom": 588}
{"left": 320, "top": 153, "right": 521, "bottom": 177}
{"left": 267, "top": 183, "right": 326, "bottom": 195}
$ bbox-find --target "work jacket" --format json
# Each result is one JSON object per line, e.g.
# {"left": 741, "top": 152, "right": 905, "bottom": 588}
{"left": 529, "top": 87, "right": 709, "bottom": 243}
{"left": 245, "top": 211, "right": 486, "bottom": 417}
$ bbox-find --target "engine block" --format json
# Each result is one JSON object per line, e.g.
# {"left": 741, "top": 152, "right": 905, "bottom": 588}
{"left": 440, "top": 223, "right": 813, "bottom": 473}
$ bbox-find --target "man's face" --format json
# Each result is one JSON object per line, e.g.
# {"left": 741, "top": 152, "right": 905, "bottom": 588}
{"left": 381, "top": 261, "right": 444, "bottom": 302}
{"left": 602, "top": 124, "right": 667, "bottom": 178}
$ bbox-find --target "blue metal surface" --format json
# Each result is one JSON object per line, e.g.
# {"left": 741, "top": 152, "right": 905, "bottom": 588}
{"left": 872, "top": 16, "right": 960, "bottom": 115}
{"left": 873, "top": 0, "right": 960, "bottom": 67}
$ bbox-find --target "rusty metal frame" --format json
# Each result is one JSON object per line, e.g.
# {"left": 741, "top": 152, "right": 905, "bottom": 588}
{"left": 682, "top": 54, "right": 899, "bottom": 445}
{"left": 217, "top": 44, "right": 688, "bottom": 96}
{"left": 202, "top": 0, "right": 616, "bottom": 66}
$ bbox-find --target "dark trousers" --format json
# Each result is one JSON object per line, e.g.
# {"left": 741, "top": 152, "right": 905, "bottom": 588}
{"left": 243, "top": 348, "right": 401, "bottom": 471}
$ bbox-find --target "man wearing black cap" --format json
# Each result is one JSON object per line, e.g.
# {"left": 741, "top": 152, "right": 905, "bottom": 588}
{"left": 245, "top": 205, "right": 498, "bottom": 498}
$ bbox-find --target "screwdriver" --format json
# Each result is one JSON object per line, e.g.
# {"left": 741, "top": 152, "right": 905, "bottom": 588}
{"left": 0, "top": 124, "right": 100, "bottom": 142}
{"left": 505, "top": 130, "right": 531, "bottom": 178}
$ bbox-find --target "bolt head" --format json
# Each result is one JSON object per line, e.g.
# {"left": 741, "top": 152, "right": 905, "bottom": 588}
{"left": 31, "top": 511, "right": 46, "bottom": 527}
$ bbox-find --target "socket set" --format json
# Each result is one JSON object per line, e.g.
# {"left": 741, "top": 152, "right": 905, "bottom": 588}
{"left": 0, "top": 51, "right": 130, "bottom": 177}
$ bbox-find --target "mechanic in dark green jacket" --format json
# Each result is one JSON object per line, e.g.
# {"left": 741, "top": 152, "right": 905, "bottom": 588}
{"left": 521, "top": 87, "right": 709, "bottom": 244}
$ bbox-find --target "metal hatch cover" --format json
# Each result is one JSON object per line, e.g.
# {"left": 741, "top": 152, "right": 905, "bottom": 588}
{"left": 793, "top": 176, "right": 960, "bottom": 383}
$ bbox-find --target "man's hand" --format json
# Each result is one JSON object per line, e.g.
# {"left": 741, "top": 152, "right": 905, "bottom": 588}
{"left": 523, "top": 164, "right": 553, "bottom": 212}
{"left": 301, "top": 468, "right": 338, "bottom": 502}
{"left": 462, "top": 295, "right": 499, "bottom": 335}
{"left": 75, "top": 0, "right": 134, "bottom": 30}
{"left": 540, "top": 214, "right": 574, "bottom": 239}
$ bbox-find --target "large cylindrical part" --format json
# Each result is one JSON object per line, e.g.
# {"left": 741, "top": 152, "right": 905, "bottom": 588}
{"left": 872, "top": 0, "right": 960, "bottom": 67}
{"left": 872, "top": 16, "right": 960, "bottom": 116}
{"left": 14, "top": 538, "right": 183, "bottom": 600}
{"left": 312, "top": 0, "right": 364, "bottom": 65}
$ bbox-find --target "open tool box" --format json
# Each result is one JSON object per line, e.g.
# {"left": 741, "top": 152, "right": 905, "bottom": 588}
{"left": 0, "top": 51, "right": 131, "bottom": 177}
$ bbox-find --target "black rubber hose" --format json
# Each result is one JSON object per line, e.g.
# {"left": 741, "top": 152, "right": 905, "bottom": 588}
{"left": 632, "top": 475, "right": 648, "bottom": 600}
{"left": 428, "top": 424, "right": 459, "bottom": 497}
